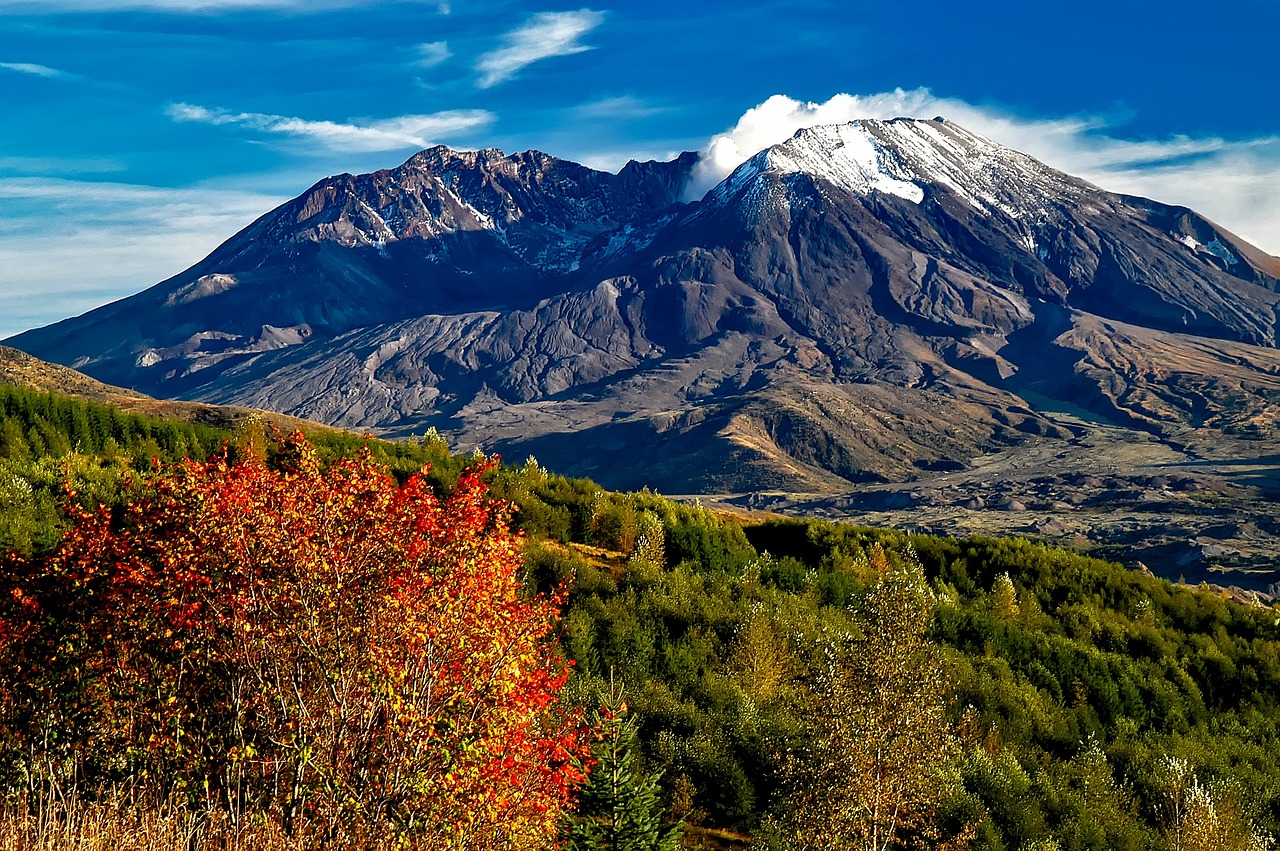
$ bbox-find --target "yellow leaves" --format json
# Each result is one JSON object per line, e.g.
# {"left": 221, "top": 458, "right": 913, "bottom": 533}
{"left": 783, "top": 552, "right": 965, "bottom": 850}
{"left": 1, "top": 429, "right": 587, "bottom": 849}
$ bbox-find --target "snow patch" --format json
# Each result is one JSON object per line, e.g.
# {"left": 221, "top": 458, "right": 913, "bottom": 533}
{"left": 765, "top": 123, "right": 924, "bottom": 204}
{"left": 1180, "top": 233, "right": 1240, "bottom": 266}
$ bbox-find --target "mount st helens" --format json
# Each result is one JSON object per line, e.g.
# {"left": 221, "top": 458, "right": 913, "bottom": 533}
{"left": 9, "top": 118, "right": 1280, "bottom": 588}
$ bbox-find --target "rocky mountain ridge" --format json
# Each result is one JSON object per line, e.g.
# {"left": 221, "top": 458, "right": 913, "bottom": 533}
{"left": 7, "top": 118, "right": 1279, "bottom": 506}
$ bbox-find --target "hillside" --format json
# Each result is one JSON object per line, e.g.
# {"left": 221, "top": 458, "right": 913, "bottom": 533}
{"left": 0, "top": 343, "right": 343, "bottom": 436}
{"left": 1, "top": 387, "right": 1278, "bottom": 849}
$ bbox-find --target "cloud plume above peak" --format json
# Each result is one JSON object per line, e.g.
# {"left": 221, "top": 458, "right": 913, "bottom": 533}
{"left": 686, "top": 90, "right": 1280, "bottom": 255}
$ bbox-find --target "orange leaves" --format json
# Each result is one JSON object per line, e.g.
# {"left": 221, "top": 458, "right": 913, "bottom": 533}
{"left": 0, "top": 430, "right": 589, "bottom": 848}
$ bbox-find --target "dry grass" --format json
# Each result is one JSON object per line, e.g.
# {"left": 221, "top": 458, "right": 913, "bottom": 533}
{"left": 681, "top": 825, "right": 751, "bottom": 849}
{"left": 0, "top": 343, "right": 340, "bottom": 437}
{"left": 0, "top": 792, "right": 752, "bottom": 850}
{"left": 0, "top": 792, "right": 393, "bottom": 851}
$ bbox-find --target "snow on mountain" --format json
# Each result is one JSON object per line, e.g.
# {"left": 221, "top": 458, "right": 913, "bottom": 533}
{"left": 759, "top": 122, "right": 925, "bottom": 203}
{"left": 709, "top": 117, "right": 1090, "bottom": 224}
{"left": 7, "top": 116, "right": 1280, "bottom": 502}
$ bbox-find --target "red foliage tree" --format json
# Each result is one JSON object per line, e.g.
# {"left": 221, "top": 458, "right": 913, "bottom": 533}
{"left": 1, "top": 432, "right": 589, "bottom": 848}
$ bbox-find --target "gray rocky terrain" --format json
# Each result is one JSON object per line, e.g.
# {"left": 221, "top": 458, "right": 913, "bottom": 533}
{"left": 8, "top": 118, "right": 1279, "bottom": 588}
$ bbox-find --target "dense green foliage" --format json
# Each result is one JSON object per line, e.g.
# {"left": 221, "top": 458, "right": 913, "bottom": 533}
{"left": 1, "top": 386, "right": 1278, "bottom": 848}
{"left": 0, "top": 385, "right": 233, "bottom": 553}
{"left": 0, "top": 385, "right": 228, "bottom": 464}
{"left": 496, "top": 475, "right": 1280, "bottom": 848}
{"left": 0, "top": 385, "right": 467, "bottom": 557}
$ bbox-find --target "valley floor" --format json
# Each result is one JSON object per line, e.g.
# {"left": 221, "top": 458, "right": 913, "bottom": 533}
{"left": 698, "top": 414, "right": 1280, "bottom": 600}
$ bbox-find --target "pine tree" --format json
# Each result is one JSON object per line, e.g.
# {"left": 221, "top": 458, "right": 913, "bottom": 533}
{"left": 563, "top": 680, "right": 683, "bottom": 851}
{"left": 0, "top": 418, "right": 30, "bottom": 461}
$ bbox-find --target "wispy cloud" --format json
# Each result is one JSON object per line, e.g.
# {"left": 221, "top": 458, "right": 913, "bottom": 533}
{"left": 475, "top": 9, "right": 603, "bottom": 89}
{"left": 0, "top": 177, "right": 285, "bottom": 338}
{"left": 0, "top": 61, "right": 68, "bottom": 77}
{"left": 569, "top": 95, "right": 670, "bottom": 121}
{"left": 413, "top": 40, "right": 450, "bottom": 69}
{"left": 0, "top": 155, "right": 125, "bottom": 174}
{"left": 166, "top": 102, "right": 495, "bottom": 152}
{"left": 688, "top": 90, "right": 1280, "bottom": 255}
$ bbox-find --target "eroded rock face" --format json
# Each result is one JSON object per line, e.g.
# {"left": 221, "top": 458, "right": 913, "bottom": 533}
{"left": 7, "top": 119, "right": 1280, "bottom": 493}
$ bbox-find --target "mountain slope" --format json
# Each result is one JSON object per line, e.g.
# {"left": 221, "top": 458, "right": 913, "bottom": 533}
{"left": 10, "top": 148, "right": 696, "bottom": 396}
{"left": 7, "top": 119, "right": 1280, "bottom": 502}
{"left": 0, "top": 344, "right": 337, "bottom": 435}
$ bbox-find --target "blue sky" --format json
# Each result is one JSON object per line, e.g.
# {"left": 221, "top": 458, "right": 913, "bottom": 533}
{"left": 2, "top": 0, "right": 1278, "bottom": 338}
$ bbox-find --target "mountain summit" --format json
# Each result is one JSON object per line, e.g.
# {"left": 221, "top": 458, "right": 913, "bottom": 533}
{"left": 8, "top": 118, "right": 1280, "bottom": 496}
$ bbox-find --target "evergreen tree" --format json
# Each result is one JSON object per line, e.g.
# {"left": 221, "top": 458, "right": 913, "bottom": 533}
{"left": 563, "top": 680, "right": 683, "bottom": 851}
{"left": 0, "top": 417, "right": 30, "bottom": 461}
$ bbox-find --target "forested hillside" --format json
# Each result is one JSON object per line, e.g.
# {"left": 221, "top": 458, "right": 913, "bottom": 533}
{"left": 0, "top": 385, "right": 1276, "bottom": 849}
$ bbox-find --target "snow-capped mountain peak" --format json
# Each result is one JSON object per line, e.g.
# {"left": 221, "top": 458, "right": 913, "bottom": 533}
{"left": 710, "top": 117, "right": 1089, "bottom": 222}
{"left": 762, "top": 121, "right": 925, "bottom": 203}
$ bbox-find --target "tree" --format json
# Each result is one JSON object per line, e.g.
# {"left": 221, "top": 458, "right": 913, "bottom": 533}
{"left": 628, "top": 512, "right": 666, "bottom": 572}
{"left": 1157, "top": 756, "right": 1274, "bottom": 851}
{"left": 0, "top": 418, "right": 30, "bottom": 461}
{"left": 991, "top": 572, "right": 1019, "bottom": 621}
{"left": 624, "top": 511, "right": 666, "bottom": 585}
{"left": 777, "top": 546, "right": 969, "bottom": 851}
{"left": 726, "top": 614, "right": 792, "bottom": 705}
{"left": 1, "top": 431, "right": 590, "bottom": 848}
{"left": 562, "top": 678, "right": 682, "bottom": 851}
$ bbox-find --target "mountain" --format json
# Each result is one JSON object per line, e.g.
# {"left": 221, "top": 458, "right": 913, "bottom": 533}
{"left": 8, "top": 118, "right": 1280, "bottom": 571}
{"left": 9, "top": 146, "right": 697, "bottom": 397}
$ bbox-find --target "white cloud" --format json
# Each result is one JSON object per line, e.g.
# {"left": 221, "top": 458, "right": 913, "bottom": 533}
{"left": 167, "top": 102, "right": 495, "bottom": 152}
{"left": 0, "top": 61, "right": 67, "bottom": 77}
{"left": 1095, "top": 142, "right": 1280, "bottom": 253}
{"left": 475, "top": 9, "right": 603, "bottom": 89}
{"left": 0, "top": 156, "right": 125, "bottom": 174}
{"left": 0, "top": 177, "right": 285, "bottom": 338}
{"left": 687, "top": 90, "right": 1280, "bottom": 256}
{"left": 413, "top": 40, "right": 450, "bottom": 69}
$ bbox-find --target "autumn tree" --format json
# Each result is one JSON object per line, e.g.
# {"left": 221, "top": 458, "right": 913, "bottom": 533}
{"left": 776, "top": 546, "right": 969, "bottom": 851}
{"left": 1156, "top": 756, "right": 1274, "bottom": 851}
{"left": 991, "top": 572, "right": 1019, "bottom": 621}
{"left": 0, "top": 431, "right": 590, "bottom": 848}
{"left": 726, "top": 614, "right": 792, "bottom": 705}
{"left": 627, "top": 512, "right": 665, "bottom": 574}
